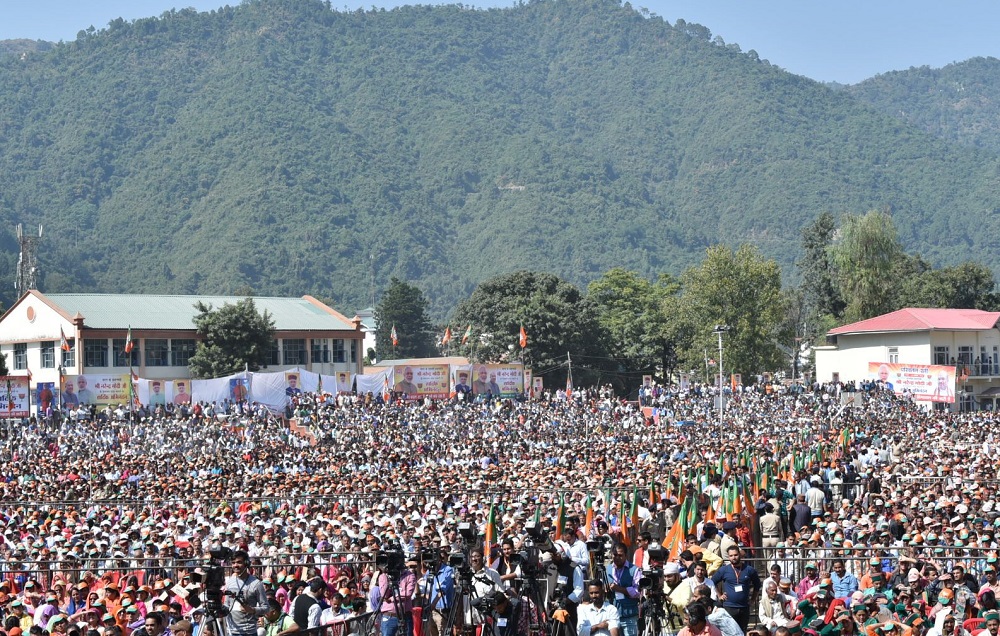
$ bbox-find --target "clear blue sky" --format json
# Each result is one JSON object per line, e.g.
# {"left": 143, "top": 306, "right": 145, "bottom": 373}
{"left": 5, "top": 0, "right": 1000, "bottom": 84}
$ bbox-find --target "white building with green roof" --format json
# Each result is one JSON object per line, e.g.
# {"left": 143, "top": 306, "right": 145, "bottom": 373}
{"left": 0, "top": 290, "right": 364, "bottom": 385}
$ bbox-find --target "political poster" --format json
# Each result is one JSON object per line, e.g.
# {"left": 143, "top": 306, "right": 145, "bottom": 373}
{"left": 523, "top": 369, "right": 533, "bottom": 396}
{"left": 335, "top": 372, "right": 352, "bottom": 394}
{"left": 36, "top": 382, "right": 56, "bottom": 413}
{"left": 168, "top": 379, "right": 193, "bottom": 406}
{"left": 63, "top": 375, "right": 130, "bottom": 407}
{"left": 868, "top": 361, "right": 956, "bottom": 403}
{"left": 229, "top": 378, "right": 249, "bottom": 402}
{"left": 393, "top": 364, "right": 449, "bottom": 399}
{"left": 679, "top": 373, "right": 690, "bottom": 391}
{"left": 471, "top": 364, "right": 524, "bottom": 398}
{"left": 1, "top": 377, "right": 30, "bottom": 417}
{"left": 533, "top": 376, "right": 544, "bottom": 394}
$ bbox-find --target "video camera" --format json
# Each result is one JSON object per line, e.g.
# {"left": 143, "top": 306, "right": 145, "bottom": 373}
{"left": 524, "top": 521, "right": 553, "bottom": 552}
{"left": 586, "top": 539, "right": 606, "bottom": 566}
{"left": 203, "top": 547, "right": 233, "bottom": 617}
{"left": 376, "top": 547, "right": 406, "bottom": 580}
{"left": 638, "top": 568, "right": 663, "bottom": 595}
{"left": 470, "top": 593, "right": 497, "bottom": 614}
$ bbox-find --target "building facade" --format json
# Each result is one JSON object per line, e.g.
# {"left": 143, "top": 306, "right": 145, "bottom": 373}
{"left": 815, "top": 308, "right": 1000, "bottom": 412}
{"left": 0, "top": 291, "right": 365, "bottom": 387}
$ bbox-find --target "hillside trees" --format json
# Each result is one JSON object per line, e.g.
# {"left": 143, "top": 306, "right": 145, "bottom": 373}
{"left": 374, "top": 278, "right": 437, "bottom": 360}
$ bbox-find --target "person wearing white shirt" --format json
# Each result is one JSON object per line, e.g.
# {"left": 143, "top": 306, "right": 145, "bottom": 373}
{"left": 578, "top": 582, "right": 621, "bottom": 636}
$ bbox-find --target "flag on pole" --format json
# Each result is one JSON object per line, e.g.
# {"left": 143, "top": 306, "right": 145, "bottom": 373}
{"left": 25, "top": 367, "right": 32, "bottom": 382}
{"left": 382, "top": 373, "right": 391, "bottom": 402}
{"left": 317, "top": 374, "right": 323, "bottom": 394}
{"left": 60, "top": 327, "right": 71, "bottom": 352}
{"left": 449, "top": 368, "right": 457, "bottom": 399}
{"left": 442, "top": 327, "right": 452, "bottom": 345}
{"left": 125, "top": 326, "right": 134, "bottom": 354}
{"left": 554, "top": 493, "right": 566, "bottom": 538}
{"left": 484, "top": 501, "right": 497, "bottom": 565}
{"left": 565, "top": 367, "right": 573, "bottom": 399}
{"left": 390, "top": 325, "right": 398, "bottom": 347}
{"left": 628, "top": 486, "right": 639, "bottom": 546}
{"left": 584, "top": 494, "right": 594, "bottom": 539}
{"left": 519, "top": 325, "right": 528, "bottom": 349}
{"left": 461, "top": 325, "right": 472, "bottom": 345}
{"left": 619, "top": 493, "right": 630, "bottom": 547}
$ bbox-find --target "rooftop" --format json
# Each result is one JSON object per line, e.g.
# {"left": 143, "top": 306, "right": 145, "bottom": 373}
{"left": 39, "top": 293, "right": 357, "bottom": 331}
{"left": 828, "top": 308, "right": 1000, "bottom": 336}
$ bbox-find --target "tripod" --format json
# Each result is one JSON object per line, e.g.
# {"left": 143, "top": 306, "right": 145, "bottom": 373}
{"left": 639, "top": 595, "right": 679, "bottom": 636}
{"left": 511, "top": 572, "right": 548, "bottom": 636}
{"left": 445, "top": 568, "right": 480, "bottom": 636}
{"left": 377, "top": 570, "right": 409, "bottom": 636}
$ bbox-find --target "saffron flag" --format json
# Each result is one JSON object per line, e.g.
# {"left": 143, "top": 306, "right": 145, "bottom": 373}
{"left": 382, "top": 374, "right": 391, "bottom": 402}
{"left": 584, "top": 494, "right": 594, "bottom": 539}
{"left": 60, "top": 327, "right": 71, "bottom": 352}
{"left": 565, "top": 367, "right": 573, "bottom": 399}
{"left": 628, "top": 486, "right": 639, "bottom": 546}
{"left": 442, "top": 327, "right": 452, "bottom": 345}
{"left": 554, "top": 493, "right": 566, "bottom": 538}
{"left": 519, "top": 325, "right": 528, "bottom": 349}
{"left": 619, "top": 493, "right": 630, "bottom": 547}
{"left": 484, "top": 501, "right": 497, "bottom": 565}
{"left": 461, "top": 325, "right": 472, "bottom": 345}
{"left": 390, "top": 325, "right": 398, "bottom": 347}
{"left": 125, "top": 326, "right": 134, "bottom": 354}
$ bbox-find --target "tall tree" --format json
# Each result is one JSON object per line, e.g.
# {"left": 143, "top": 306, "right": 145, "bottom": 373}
{"left": 587, "top": 268, "right": 680, "bottom": 384}
{"left": 896, "top": 261, "right": 1000, "bottom": 310}
{"left": 452, "top": 271, "right": 608, "bottom": 385}
{"left": 674, "top": 244, "right": 789, "bottom": 378}
{"left": 829, "top": 210, "right": 903, "bottom": 322}
{"left": 188, "top": 298, "right": 276, "bottom": 378}
{"left": 798, "top": 211, "right": 844, "bottom": 319}
{"left": 374, "top": 278, "right": 436, "bottom": 360}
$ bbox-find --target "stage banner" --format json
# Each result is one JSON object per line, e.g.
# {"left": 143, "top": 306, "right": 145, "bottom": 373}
{"left": 868, "top": 361, "right": 956, "bottom": 403}
{"left": 532, "top": 376, "right": 544, "bottom": 394}
{"left": 62, "top": 374, "right": 129, "bottom": 408}
{"left": 392, "top": 364, "right": 449, "bottom": 400}
{"left": 471, "top": 364, "right": 524, "bottom": 398}
{"left": 1, "top": 377, "right": 30, "bottom": 417}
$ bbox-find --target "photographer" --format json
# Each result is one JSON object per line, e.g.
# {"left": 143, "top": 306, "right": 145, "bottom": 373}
{"left": 485, "top": 591, "right": 527, "bottom": 636}
{"left": 224, "top": 551, "right": 270, "bottom": 636}
{"left": 370, "top": 550, "right": 416, "bottom": 636}
{"left": 548, "top": 543, "right": 585, "bottom": 630}
{"left": 605, "top": 544, "right": 639, "bottom": 636}
{"left": 494, "top": 540, "right": 521, "bottom": 590}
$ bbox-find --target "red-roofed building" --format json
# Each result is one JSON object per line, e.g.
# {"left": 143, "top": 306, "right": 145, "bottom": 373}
{"left": 816, "top": 308, "right": 1000, "bottom": 412}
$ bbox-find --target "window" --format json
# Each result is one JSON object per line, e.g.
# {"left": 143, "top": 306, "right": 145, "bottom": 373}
{"left": 933, "top": 346, "right": 950, "bottom": 366}
{"left": 172, "top": 339, "right": 197, "bottom": 367}
{"left": 267, "top": 341, "right": 280, "bottom": 367}
{"left": 332, "top": 339, "right": 346, "bottom": 363}
{"left": 145, "top": 339, "right": 169, "bottom": 367}
{"left": 958, "top": 346, "right": 974, "bottom": 367}
{"left": 12, "top": 343, "right": 26, "bottom": 370}
{"left": 83, "top": 339, "right": 108, "bottom": 368}
{"left": 112, "top": 339, "right": 139, "bottom": 367}
{"left": 62, "top": 340, "right": 76, "bottom": 368}
{"left": 283, "top": 339, "right": 306, "bottom": 366}
{"left": 311, "top": 340, "right": 329, "bottom": 363}
{"left": 40, "top": 342, "right": 55, "bottom": 368}
{"left": 887, "top": 347, "right": 899, "bottom": 364}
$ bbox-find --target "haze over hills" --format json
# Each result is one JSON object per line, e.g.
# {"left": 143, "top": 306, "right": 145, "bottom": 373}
{"left": 0, "top": 0, "right": 999, "bottom": 318}
{"left": 846, "top": 57, "right": 1000, "bottom": 156}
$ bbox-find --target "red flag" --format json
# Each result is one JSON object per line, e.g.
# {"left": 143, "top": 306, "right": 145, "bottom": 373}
{"left": 390, "top": 325, "right": 398, "bottom": 347}
{"left": 565, "top": 367, "right": 573, "bottom": 399}
{"left": 442, "top": 327, "right": 452, "bottom": 345}
{"left": 125, "top": 326, "right": 134, "bottom": 354}
{"left": 519, "top": 325, "right": 527, "bottom": 349}
{"left": 60, "top": 327, "right": 71, "bottom": 352}
{"left": 25, "top": 367, "right": 32, "bottom": 382}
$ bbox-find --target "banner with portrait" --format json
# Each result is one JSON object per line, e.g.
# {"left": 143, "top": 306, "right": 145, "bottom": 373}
{"left": 523, "top": 369, "right": 533, "bottom": 396}
{"left": 1, "top": 377, "right": 30, "bottom": 417}
{"left": 392, "top": 364, "right": 450, "bottom": 400}
{"left": 868, "top": 361, "right": 956, "bottom": 403}
{"left": 62, "top": 374, "right": 130, "bottom": 408}
{"left": 334, "top": 371, "right": 352, "bottom": 394}
{"left": 36, "top": 382, "right": 56, "bottom": 414}
{"left": 471, "top": 364, "right": 524, "bottom": 398}
{"left": 532, "top": 376, "right": 544, "bottom": 394}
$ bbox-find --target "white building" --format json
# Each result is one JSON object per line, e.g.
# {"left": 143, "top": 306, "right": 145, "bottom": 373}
{"left": 0, "top": 291, "right": 365, "bottom": 387}
{"left": 814, "top": 307, "right": 1000, "bottom": 412}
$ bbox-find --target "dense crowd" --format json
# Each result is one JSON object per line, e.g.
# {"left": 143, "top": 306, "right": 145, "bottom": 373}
{"left": 0, "top": 380, "right": 998, "bottom": 636}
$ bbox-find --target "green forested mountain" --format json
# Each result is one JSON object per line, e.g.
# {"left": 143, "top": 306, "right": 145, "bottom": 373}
{"left": 1, "top": 0, "right": 999, "bottom": 318}
{"left": 847, "top": 57, "right": 1000, "bottom": 155}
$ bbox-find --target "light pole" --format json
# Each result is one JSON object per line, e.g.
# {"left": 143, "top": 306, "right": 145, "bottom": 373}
{"left": 713, "top": 325, "right": 730, "bottom": 426}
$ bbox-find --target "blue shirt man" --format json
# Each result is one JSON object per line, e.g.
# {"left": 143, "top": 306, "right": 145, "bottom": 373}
{"left": 831, "top": 561, "right": 859, "bottom": 599}
{"left": 711, "top": 546, "right": 760, "bottom": 634}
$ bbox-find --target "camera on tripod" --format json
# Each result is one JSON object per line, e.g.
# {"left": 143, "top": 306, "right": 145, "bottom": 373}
{"left": 638, "top": 569, "right": 663, "bottom": 594}
{"left": 470, "top": 593, "right": 497, "bottom": 614}
{"left": 586, "top": 540, "right": 606, "bottom": 566}
{"left": 376, "top": 548, "right": 406, "bottom": 580}
{"left": 203, "top": 547, "right": 234, "bottom": 617}
{"left": 524, "top": 521, "right": 553, "bottom": 552}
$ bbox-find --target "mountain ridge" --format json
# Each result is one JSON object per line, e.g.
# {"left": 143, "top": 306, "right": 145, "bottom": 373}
{"left": 0, "top": 0, "right": 998, "bottom": 318}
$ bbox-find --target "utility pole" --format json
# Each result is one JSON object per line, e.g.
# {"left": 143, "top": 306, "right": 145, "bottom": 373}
{"left": 713, "top": 325, "right": 730, "bottom": 426}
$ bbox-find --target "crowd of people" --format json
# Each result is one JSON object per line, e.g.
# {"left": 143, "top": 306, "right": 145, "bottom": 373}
{"left": 0, "top": 379, "right": 997, "bottom": 636}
